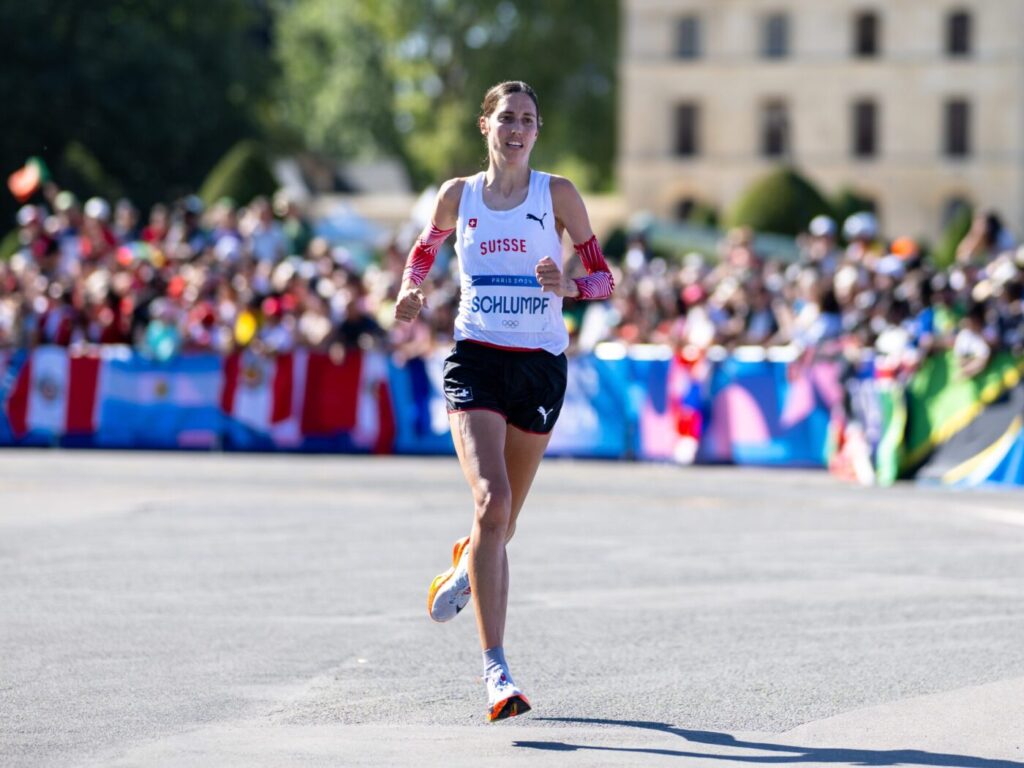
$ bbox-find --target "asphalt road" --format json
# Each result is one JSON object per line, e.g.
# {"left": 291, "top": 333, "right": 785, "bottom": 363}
{"left": 1, "top": 450, "right": 1023, "bottom": 767}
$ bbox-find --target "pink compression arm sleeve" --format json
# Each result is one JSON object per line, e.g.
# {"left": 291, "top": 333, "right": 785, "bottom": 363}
{"left": 572, "top": 235, "right": 615, "bottom": 300}
{"left": 402, "top": 223, "right": 455, "bottom": 286}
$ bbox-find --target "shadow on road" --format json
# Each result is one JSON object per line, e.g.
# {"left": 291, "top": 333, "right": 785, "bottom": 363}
{"left": 512, "top": 718, "right": 1023, "bottom": 768}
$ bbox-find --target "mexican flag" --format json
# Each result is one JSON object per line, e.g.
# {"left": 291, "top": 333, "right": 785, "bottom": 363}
{"left": 7, "top": 157, "right": 50, "bottom": 202}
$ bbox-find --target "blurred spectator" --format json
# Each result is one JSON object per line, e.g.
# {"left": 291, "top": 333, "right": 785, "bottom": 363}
{"left": 957, "top": 211, "right": 1016, "bottom": 266}
{"left": 274, "top": 190, "right": 314, "bottom": 257}
{"left": 244, "top": 196, "right": 287, "bottom": 263}
{"left": 953, "top": 302, "right": 992, "bottom": 378}
{"left": 800, "top": 215, "right": 841, "bottom": 275}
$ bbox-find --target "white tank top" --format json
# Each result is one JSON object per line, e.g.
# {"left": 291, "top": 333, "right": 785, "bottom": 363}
{"left": 453, "top": 170, "right": 568, "bottom": 354}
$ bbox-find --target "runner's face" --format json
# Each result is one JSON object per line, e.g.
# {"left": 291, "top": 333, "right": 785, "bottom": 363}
{"left": 480, "top": 93, "right": 539, "bottom": 166}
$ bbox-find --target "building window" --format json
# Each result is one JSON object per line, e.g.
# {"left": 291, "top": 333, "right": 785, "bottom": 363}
{"left": 761, "top": 13, "right": 789, "bottom": 58}
{"left": 674, "top": 103, "right": 700, "bottom": 157}
{"left": 853, "top": 11, "right": 880, "bottom": 57}
{"left": 852, "top": 100, "right": 878, "bottom": 157}
{"left": 947, "top": 10, "right": 972, "bottom": 56}
{"left": 675, "top": 15, "right": 701, "bottom": 59}
{"left": 944, "top": 99, "right": 971, "bottom": 157}
{"left": 761, "top": 101, "right": 790, "bottom": 157}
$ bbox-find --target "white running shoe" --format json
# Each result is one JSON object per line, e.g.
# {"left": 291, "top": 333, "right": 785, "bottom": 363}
{"left": 426, "top": 536, "right": 472, "bottom": 622}
{"left": 485, "top": 666, "right": 531, "bottom": 722}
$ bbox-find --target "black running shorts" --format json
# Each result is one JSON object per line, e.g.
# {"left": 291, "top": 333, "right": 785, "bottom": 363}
{"left": 442, "top": 341, "right": 568, "bottom": 435}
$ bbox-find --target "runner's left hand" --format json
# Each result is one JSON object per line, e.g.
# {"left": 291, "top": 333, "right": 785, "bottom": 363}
{"left": 536, "top": 257, "right": 579, "bottom": 298}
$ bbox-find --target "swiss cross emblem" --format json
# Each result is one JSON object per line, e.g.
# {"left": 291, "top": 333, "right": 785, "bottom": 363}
{"left": 468, "top": 218, "right": 477, "bottom": 228}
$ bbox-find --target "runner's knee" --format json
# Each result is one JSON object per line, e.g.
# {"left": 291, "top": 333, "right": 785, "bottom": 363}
{"left": 474, "top": 483, "right": 512, "bottom": 537}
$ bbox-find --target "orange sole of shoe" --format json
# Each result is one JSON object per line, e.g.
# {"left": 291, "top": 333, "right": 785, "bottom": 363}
{"left": 488, "top": 694, "right": 531, "bottom": 722}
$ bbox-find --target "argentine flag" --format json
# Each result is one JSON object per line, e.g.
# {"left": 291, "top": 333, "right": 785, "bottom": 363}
{"left": 95, "top": 347, "right": 223, "bottom": 448}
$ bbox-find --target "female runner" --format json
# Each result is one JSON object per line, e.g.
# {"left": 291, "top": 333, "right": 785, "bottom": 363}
{"left": 394, "top": 80, "right": 614, "bottom": 722}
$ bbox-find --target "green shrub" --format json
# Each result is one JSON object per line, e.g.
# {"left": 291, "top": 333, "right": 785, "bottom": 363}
{"left": 831, "top": 187, "right": 876, "bottom": 229}
{"left": 931, "top": 203, "right": 973, "bottom": 269}
{"left": 1, "top": 228, "right": 20, "bottom": 260}
{"left": 726, "top": 167, "right": 832, "bottom": 236}
{"left": 199, "top": 141, "right": 278, "bottom": 207}
{"left": 686, "top": 200, "right": 719, "bottom": 228}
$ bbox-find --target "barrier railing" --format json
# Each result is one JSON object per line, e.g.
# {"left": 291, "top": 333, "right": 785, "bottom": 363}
{"left": 2, "top": 345, "right": 1021, "bottom": 488}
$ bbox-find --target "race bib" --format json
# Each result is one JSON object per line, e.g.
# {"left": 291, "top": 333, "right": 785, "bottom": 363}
{"left": 465, "top": 275, "right": 553, "bottom": 333}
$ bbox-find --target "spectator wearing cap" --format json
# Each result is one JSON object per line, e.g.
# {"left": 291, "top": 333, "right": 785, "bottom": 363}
{"left": 842, "top": 212, "right": 883, "bottom": 269}
{"left": 801, "top": 215, "right": 841, "bottom": 275}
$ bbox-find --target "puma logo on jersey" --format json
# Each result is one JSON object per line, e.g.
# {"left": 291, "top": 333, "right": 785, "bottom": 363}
{"left": 526, "top": 212, "right": 547, "bottom": 229}
{"left": 537, "top": 405, "right": 554, "bottom": 425}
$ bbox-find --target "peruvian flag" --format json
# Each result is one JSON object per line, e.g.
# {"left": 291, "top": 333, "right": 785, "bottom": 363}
{"left": 350, "top": 350, "right": 395, "bottom": 454}
{"left": 300, "top": 349, "right": 395, "bottom": 451}
{"left": 221, "top": 350, "right": 304, "bottom": 446}
{"left": 5, "top": 347, "right": 100, "bottom": 439}
{"left": 300, "top": 349, "right": 362, "bottom": 437}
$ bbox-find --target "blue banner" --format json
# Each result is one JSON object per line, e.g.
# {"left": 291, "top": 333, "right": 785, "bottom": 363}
{"left": 696, "top": 355, "right": 836, "bottom": 467}
{"left": 95, "top": 350, "right": 224, "bottom": 449}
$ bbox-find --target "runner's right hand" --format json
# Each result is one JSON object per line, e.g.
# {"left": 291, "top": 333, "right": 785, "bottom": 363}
{"left": 395, "top": 286, "right": 427, "bottom": 322}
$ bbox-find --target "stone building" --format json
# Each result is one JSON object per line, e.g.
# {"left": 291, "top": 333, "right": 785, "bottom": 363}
{"left": 619, "top": 0, "right": 1024, "bottom": 238}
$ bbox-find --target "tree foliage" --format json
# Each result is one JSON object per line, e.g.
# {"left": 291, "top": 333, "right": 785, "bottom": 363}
{"left": 199, "top": 141, "right": 279, "bottom": 207}
{"left": 726, "top": 167, "right": 833, "bottom": 236}
{"left": 0, "top": 0, "right": 618, "bottom": 236}
{"left": 273, "top": 0, "right": 618, "bottom": 190}
{"left": 0, "top": 0, "right": 273, "bottom": 219}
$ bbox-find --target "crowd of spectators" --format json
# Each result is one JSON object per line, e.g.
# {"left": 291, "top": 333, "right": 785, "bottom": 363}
{"left": 1, "top": 185, "right": 398, "bottom": 361}
{"left": 578, "top": 210, "right": 1023, "bottom": 380}
{"left": 3, "top": 182, "right": 1022, "bottom": 381}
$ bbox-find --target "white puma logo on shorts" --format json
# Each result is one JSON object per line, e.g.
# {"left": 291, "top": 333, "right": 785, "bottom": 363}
{"left": 537, "top": 405, "right": 554, "bottom": 425}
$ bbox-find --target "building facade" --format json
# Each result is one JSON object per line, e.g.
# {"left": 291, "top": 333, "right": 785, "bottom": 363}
{"left": 619, "top": 0, "right": 1024, "bottom": 239}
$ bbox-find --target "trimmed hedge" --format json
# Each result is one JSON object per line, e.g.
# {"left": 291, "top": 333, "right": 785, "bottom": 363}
{"left": 726, "top": 167, "right": 832, "bottom": 237}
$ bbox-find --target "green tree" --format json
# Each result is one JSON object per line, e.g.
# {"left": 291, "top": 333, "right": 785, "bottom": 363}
{"left": 273, "top": 0, "right": 618, "bottom": 190}
{"left": 273, "top": 2, "right": 405, "bottom": 165}
{"left": 726, "top": 167, "right": 833, "bottom": 236}
{"left": 0, "top": 0, "right": 274, "bottom": 222}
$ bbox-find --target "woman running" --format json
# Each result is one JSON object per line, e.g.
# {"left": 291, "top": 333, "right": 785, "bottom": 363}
{"left": 394, "top": 80, "right": 614, "bottom": 722}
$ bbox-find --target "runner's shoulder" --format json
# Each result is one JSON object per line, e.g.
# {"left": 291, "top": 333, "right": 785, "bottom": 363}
{"left": 435, "top": 177, "right": 470, "bottom": 221}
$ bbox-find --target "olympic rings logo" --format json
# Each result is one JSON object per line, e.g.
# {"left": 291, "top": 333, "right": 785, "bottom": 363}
{"left": 501, "top": 319, "right": 519, "bottom": 328}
